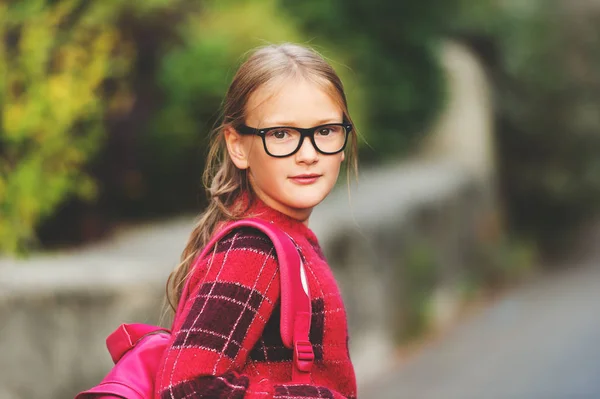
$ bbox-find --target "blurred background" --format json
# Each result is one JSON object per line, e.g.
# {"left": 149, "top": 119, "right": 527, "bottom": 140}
{"left": 2, "top": 0, "right": 600, "bottom": 398}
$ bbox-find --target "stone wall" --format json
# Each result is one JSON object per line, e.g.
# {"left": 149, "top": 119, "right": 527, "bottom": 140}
{"left": 310, "top": 160, "right": 497, "bottom": 387}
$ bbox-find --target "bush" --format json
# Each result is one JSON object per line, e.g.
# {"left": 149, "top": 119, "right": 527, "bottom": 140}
{"left": 0, "top": 1, "right": 193, "bottom": 253}
{"left": 0, "top": 1, "right": 132, "bottom": 253}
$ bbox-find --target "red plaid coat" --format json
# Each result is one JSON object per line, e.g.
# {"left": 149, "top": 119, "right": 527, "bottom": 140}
{"left": 155, "top": 198, "right": 357, "bottom": 399}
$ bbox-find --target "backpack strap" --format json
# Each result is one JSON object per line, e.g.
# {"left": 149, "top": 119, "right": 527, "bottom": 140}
{"left": 175, "top": 218, "right": 314, "bottom": 383}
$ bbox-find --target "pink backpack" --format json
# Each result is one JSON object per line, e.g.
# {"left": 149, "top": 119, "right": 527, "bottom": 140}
{"left": 75, "top": 218, "right": 314, "bottom": 399}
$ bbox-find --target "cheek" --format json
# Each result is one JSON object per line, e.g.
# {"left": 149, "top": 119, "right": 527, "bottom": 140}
{"left": 248, "top": 148, "right": 288, "bottom": 182}
{"left": 329, "top": 153, "right": 345, "bottom": 173}
{"left": 321, "top": 156, "right": 344, "bottom": 188}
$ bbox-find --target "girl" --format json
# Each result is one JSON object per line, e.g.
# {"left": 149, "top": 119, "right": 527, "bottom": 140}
{"left": 155, "top": 43, "right": 358, "bottom": 399}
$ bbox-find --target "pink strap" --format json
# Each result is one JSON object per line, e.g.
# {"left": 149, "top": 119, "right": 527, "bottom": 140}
{"left": 175, "top": 218, "right": 313, "bottom": 382}
{"left": 292, "top": 311, "right": 314, "bottom": 383}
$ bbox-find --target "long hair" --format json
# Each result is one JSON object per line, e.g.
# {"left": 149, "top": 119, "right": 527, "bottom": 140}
{"left": 165, "top": 43, "right": 359, "bottom": 315}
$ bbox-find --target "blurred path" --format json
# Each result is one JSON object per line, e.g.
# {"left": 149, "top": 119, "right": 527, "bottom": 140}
{"left": 360, "top": 240, "right": 600, "bottom": 398}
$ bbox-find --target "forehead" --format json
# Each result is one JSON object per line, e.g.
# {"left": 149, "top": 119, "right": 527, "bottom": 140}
{"left": 245, "top": 77, "right": 343, "bottom": 127}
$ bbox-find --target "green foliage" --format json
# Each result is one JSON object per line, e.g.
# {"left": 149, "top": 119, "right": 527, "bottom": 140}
{"left": 279, "top": 0, "right": 460, "bottom": 162}
{"left": 470, "top": 233, "right": 537, "bottom": 291}
{"left": 0, "top": 0, "right": 372, "bottom": 251}
{"left": 0, "top": 0, "right": 132, "bottom": 253}
{"left": 400, "top": 239, "right": 438, "bottom": 342}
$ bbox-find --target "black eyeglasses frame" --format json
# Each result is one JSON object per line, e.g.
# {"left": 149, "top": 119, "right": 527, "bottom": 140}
{"left": 236, "top": 122, "right": 353, "bottom": 158}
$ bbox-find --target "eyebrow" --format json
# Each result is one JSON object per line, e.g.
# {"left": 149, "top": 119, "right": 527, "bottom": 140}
{"left": 261, "top": 117, "right": 343, "bottom": 127}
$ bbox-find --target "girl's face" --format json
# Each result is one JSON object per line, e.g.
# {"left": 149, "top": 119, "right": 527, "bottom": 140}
{"left": 225, "top": 77, "right": 346, "bottom": 224}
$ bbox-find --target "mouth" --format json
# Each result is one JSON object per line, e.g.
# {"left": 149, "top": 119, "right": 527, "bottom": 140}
{"left": 289, "top": 174, "right": 322, "bottom": 185}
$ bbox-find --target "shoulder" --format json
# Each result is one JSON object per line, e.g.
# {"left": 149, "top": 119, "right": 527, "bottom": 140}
{"left": 212, "top": 226, "right": 276, "bottom": 259}
{"left": 185, "top": 225, "right": 281, "bottom": 296}
{"left": 192, "top": 227, "right": 279, "bottom": 294}
{"left": 193, "top": 225, "right": 279, "bottom": 279}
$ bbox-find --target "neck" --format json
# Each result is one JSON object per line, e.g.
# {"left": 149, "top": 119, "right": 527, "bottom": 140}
{"left": 251, "top": 188, "right": 312, "bottom": 227}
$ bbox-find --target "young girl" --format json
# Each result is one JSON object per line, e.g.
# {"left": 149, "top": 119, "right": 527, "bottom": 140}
{"left": 155, "top": 43, "right": 358, "bottom": 399}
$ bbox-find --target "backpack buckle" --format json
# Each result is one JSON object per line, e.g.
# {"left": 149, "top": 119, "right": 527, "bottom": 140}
{"left": 294, "top": 340, "right": 314, "bottom": 372}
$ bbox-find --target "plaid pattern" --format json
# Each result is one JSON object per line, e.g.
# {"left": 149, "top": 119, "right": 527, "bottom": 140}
{"left": 214, "top": 231, "right": 276, "bottom": 256}
{"left": 274, "top": 385, "right": 334, "bottom": 399}
{"left": 174, "top": 281, "right": 266, "bottom": 359}
{"left": 155, "top": 197, "right": 357, "bottom": 399}
{"left": 162, "top": 372, "right": 249, "bottom": 399}
{"left": 273, "top": 386, "right": 358, "bottom": 399}
{"left": 249, "top": 298, "right": 325, "bottom": 362}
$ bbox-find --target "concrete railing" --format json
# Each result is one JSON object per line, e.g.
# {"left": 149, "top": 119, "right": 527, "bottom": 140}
{"left": 311, "top": 160, "right": 497, "bottom": 387}
{"left": 0, "top": 40, "right": 496, "bottom": 399}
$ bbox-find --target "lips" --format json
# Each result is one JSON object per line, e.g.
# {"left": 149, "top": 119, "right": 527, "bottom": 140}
{"left": 289, "top": 174, "right": 322, "bottom": 185}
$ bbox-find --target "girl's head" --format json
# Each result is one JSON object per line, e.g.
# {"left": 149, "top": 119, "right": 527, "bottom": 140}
{"left": 222, "top": 45, "right": 356, "bottom": 221}
{"left": 166, "top": 43, "right": 357, "bottom": 311}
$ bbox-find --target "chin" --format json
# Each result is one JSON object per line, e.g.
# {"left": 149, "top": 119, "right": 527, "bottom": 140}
{"left": 286, "top": 191, "right": 328, "bottom": 210}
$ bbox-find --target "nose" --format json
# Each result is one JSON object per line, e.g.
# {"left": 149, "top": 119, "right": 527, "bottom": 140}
{"left": 295, "top": 136, "right": 319, "bottom": 164}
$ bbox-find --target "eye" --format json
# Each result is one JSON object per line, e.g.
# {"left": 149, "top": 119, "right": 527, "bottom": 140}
{"left": 317, "top": 125, "right": 343, "bottom": 137}
{"left": 317, "top": 127, "right": 333, "bottom": 136}
{"left": 266, "top": 129, "right": 290, "bottom": 140}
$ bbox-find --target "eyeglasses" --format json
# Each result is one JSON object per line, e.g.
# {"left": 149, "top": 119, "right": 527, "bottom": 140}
{"left": 236, "top": 122, "right": 352, "bottom": 158}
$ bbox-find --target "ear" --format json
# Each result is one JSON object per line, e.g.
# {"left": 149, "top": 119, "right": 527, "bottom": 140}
{"left": 341, "top": 150, "right": 345, "bottom": 162}
{"left": 224, "top": 125, "right": 250, "bottom": 170}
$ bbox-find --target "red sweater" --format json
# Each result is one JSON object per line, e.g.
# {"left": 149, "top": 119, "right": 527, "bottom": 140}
{"left": 155, "top": 197, "right": 357, "bottom": 399}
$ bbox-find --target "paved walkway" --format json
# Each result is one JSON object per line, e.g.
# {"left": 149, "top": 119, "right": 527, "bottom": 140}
{"left": 360, "top": 239, "right": 600, "bottom": 399}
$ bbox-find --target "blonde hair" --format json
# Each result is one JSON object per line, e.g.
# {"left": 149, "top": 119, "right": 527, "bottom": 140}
{"left": 165, "top": 43, "right": 358, "bottom": 314}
